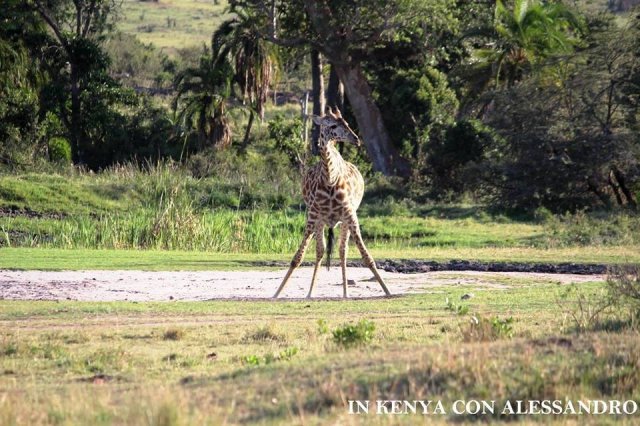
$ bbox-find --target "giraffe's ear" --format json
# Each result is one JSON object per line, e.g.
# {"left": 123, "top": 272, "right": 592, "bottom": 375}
{"left": 311, "top": 115, "right": 323, "bottom": 125}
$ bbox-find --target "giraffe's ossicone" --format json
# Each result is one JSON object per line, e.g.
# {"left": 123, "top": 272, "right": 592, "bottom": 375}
{"left": 273, "top": 108, "right": 391, "bottom": 298}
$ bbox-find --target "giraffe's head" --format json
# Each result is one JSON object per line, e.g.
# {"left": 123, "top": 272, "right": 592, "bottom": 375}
{"left": 311, "top": 107, "right": 361, "bottom": 147}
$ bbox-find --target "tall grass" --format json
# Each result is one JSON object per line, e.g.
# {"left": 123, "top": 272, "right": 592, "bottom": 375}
{"left": 0, "top": 209, "right": 305, "bottom": 252}
{"left": 1, "top": 161, "right": 638, "bottom": 253}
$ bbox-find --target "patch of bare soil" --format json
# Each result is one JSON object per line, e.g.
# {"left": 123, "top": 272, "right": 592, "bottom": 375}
{"left": 0, "top": 268, "right": 605, "bottom": 301}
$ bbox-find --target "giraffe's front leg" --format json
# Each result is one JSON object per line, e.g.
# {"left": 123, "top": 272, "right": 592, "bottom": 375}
{"left": 307, "top": 224, "right": 325, "bottom": 298}
{"left": 348, "top": 217, "right": 391, "bottom": 296}
{"left": 274, "top": 221, "right": 314, "bottom": 298}
{"left": 339, "top": 225, "right": 350, "bottom": 298}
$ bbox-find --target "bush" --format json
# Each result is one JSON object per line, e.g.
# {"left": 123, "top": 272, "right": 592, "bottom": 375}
{"left": 557, "top": 267, "right": 640, "bottom": 333}
{"left": 163, "top": 328, "right": 185, "bottom": 341}
{"left": 461, "top": 316, "right": 514, "bottom": 342}
{"left": 426, "top": 119, "right": 502, "bottom": 198}
{"left": 268, "top": 114, "right": 305, "bottom": 169}
{"left": 543, "top": 211, "right": 640, "bottom": 247}
{"left": 606, "top": 265, "right": 640, "bottom": 330}
{"left": 242, "top": 325, "right": 285, "bottom": 343}
{"left": 48, "top": 137, "right": 72, "bottom": 164}
{"left": 241, "top": 347, "right": 299, "bottom": 366}
{"left": 332, "top": 319, "right": 375, "bottom": 347}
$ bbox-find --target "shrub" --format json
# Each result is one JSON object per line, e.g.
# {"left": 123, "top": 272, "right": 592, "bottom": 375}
{"left": 241, "top": 347, "right": 299, "bottom": 366}
{"left": 332, "top": 319, "right": 375, "bottom": 347}
{"left": 543, "top": 211, "right": 640, "bottom": 247}
{"left": 606, "top": 265, "right": 640, "bottom": 330}
{"left": 48, "top": 137, "right": 72, "bottom": 164}
{"left": 242, "top": 325, "right": 284, "bottom": 343}
{"left": 163, "top": 328, "right": 185, "bottom": 341}
{"left": 559, "top": 267, "right": 640, "bottom": 333}
{"left": 317, "top": 319, "right": 329, "bottom": 335}
{"left": 461, "top": 316, "right": 514, "bottom": 342}
{"left": 445, "top": 297, "right": 469, "bottom": 316}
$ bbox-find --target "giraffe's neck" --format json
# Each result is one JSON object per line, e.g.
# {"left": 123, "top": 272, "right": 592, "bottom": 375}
{"left": 319, "top": 136, "right": 345, "bottom": 186}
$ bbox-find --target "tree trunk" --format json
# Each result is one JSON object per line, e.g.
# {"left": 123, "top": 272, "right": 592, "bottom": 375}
{"left": 608, "top": 170, "right": 624, "bottom": 206}
{"left": 310, "top": 49, "right": 325, "bottom": 156}
{"left": 69, "top": 64, "right": 83, "bottom": 164}
{"left": 334, "top": 64, "right": 409, "bottom": 176}
{"left": 241, "top": 109, "right": 255, "bottom": 150}
{"left": 302, "top": 0, "right": 408, "bottom": 176}
{"left": 612, "top": 166, "right": 637, "bottom": 209}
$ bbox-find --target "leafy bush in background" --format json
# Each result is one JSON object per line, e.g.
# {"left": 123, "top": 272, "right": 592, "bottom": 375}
{"left": 332, "top": 319, "right": 375, "bottom": 348}
{"left": 48, "top": 137, "right": 72, "bottom": 164}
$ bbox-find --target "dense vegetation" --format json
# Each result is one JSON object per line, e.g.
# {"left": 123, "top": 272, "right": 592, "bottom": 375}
{"left": 2, "top": 3, "right": 640, "bottom": 425}
{"left": 1, "top": 0, "right": 638, "bottom": 215}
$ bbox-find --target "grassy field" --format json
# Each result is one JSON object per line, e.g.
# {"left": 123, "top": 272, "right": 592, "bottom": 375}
{"left": 117, "top": 0, "right": 232, "bottom": 53}
{"left": 2, "top": 275, "right": 640, "bottom": 425}
{"left": 1, "top": 246, "right": 639, "bottom": 271}
{"left": 1, "top": 168, "right": 639, "bottom": 264}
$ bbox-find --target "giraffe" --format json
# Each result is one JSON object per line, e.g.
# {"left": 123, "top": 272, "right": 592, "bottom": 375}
{"left": 273, "top": 107, "right": 391, "bottom": 298}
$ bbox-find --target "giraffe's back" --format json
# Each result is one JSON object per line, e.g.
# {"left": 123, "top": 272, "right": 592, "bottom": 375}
{"left": 303, "top": 161, "right": 364, "bottom": 226}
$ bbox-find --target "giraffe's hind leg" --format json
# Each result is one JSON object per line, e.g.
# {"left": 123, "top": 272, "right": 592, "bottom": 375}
{"left": 307, "top": 225, "right": 325, "bottom": 298}
{"left": 339, "top": 225, "right": 350, "bottom": 298}
{"left": 348, "top": 218, "right": 391, "bottom": 296}
{"left": 274, "top": 221, "right": 314, "bottom": 298}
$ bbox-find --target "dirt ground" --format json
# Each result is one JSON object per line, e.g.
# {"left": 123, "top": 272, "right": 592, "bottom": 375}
{"left": 0, "top": 268, "right": 605, "bottom": 301}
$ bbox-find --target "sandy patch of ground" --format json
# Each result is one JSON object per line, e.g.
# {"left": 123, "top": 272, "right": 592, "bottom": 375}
{"left": 0, "top": 269, "right": 605, "bottom": 301}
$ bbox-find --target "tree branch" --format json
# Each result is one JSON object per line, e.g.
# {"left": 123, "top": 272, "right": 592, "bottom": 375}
{"left": 32, "top": 0, "right": 69, "bottom": 51}
{"left": 82, "top": 0, "right": 99, "bottom": 37}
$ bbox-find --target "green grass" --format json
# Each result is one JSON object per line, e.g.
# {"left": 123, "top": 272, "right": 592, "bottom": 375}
{"left": 1, "top": 277, "right": 639, "bottom": 425}
{"left": 0, "top": 173, "right": 134, "bottom": 215}
{"left": 117, "top": 0, "right": 233, "bottom": 53}
{"left": 1, "top": 245, "right": 638, "bottom": 271}
{"left": 1, "top": 166, "right": 639, "bottom": 264}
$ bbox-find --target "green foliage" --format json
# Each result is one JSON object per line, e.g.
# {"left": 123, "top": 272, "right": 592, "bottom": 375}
{"left": 48, "top": 137, "right": 72, "bottom": 164}
{"left": 332, "top": 319, "right": 375, "bottom": 347}
{"left": 543, "top": 211, "right": 640, "bottom": 247}
{"left": 374, "top": 66, "right": 458, "bottom": 163}
{"left": 242, "top": 326, "right": 284, "bottom": 343}
{"left": 241, "top": 347, "right": 299, "bottom": 366}
{"left": 607, "top": 265, "right": 640, "bottom": 329}
{"left": 173, "top": 50, "right": 234, "bottom": 150}
{"left": 560, "top": 265, "right": 640, "bottom": 333}
{"left": 316, "top": 319, "right": 329, "bottom": 335}
{"left": 268, "top": 114, "right": 305, "bottom": 168}
{"left": 445, "top": 298, "right": 469, "bottom": 316}
{"left": 104, "top": 32, "right": 173, "bottom": 88}
{"left": 462, "top": 315, "right": 514, "bottom": 342}
{"left": 426, "top": 119, "right": 503, "bottom": 198}
{"left": 461, "top": 0, "right": 585, "bottom": 99}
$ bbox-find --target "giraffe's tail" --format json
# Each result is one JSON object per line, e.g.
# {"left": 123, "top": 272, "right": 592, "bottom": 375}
{"left": 325, "top": 227, "right": 335, "bottom": 270}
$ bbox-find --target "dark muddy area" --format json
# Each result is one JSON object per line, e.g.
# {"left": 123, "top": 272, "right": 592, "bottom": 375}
{"left": 252, "top": 259, "right": 610, "bottom": 275}
{"left": 0, "top": 206, "right": 68, "bottom": 220}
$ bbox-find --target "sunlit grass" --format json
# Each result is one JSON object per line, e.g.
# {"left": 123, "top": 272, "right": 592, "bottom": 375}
{"left": 117, "top": 0, "right": 233, "bottom": 53}
{"left": 1, "top": 278, "right": 638, "bottom": 424}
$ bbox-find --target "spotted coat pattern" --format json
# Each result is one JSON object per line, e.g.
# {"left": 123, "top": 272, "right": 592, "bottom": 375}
{"left": 273, "top": 109, "right": 391, "bottom": 298}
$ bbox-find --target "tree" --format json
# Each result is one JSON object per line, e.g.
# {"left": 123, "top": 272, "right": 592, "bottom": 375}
{"left": 212, "top": 8, "right": 279, "bottom": 148}
{"left": 0, "top": 1, "right": 50, "bottom": 168}
{"left": 235, "top": 0, "right": 454, "bottom": 175}
{"left": 459, "top": 0, "right": 585, "bottom": 107}
{"left": 173, "top": 49, "right": 234, "bottom": 151}
{"left": 29, "top": 0, "right": 122, "bottom": 165}
{"left": 475, "top": 14, "right": 640, "bottom": 212}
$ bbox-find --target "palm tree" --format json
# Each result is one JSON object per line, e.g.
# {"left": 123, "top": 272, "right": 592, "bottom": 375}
{"left": 173, "top": 50, "right": 234, "bottom": 150}
{"left": 212, "top": 8, "right": 279, "bottom": 148}
{"left": 461, "top": 0, "right": 585, "bottom": 97}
